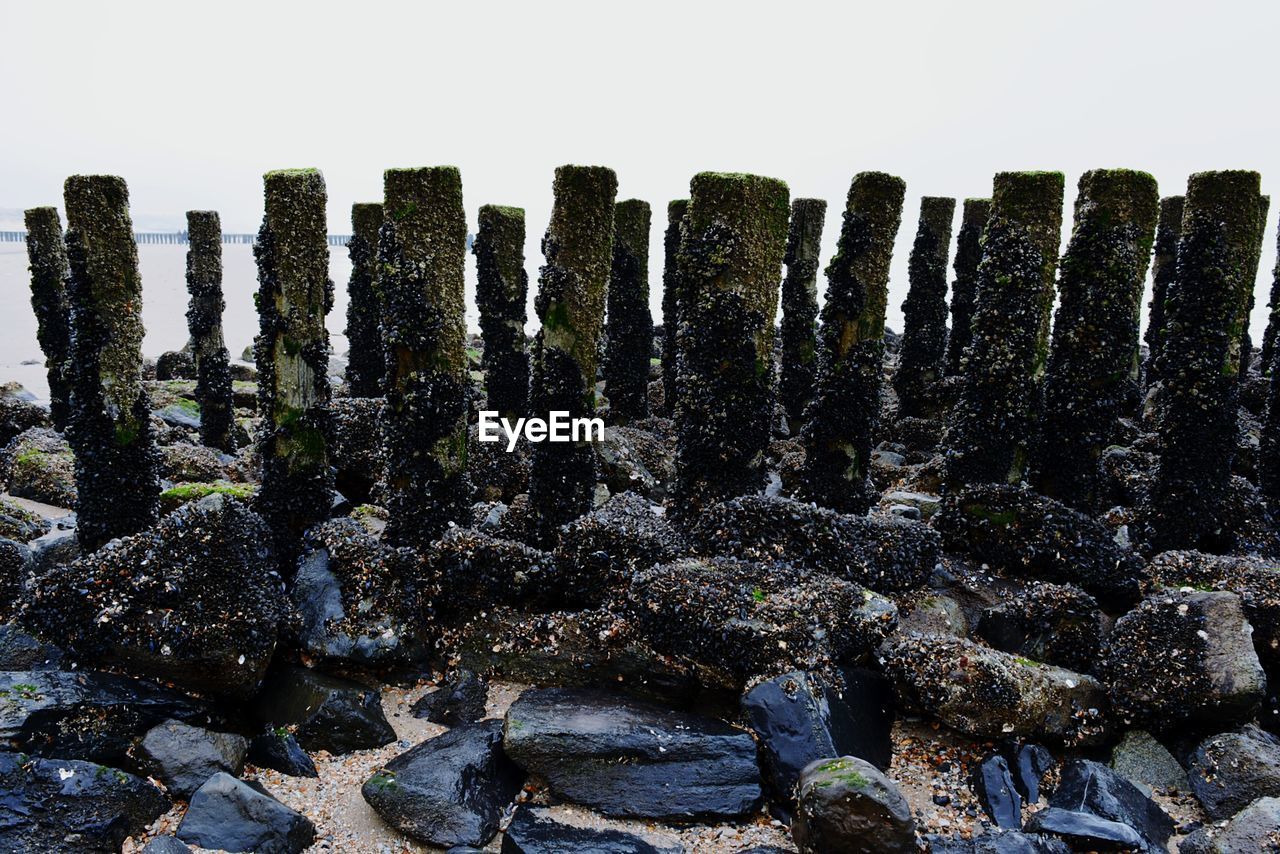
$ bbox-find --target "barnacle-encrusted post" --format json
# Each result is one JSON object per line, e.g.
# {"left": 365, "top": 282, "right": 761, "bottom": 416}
{"left": 62, "top": 175, "right": 160, "bottom": 549}
{"left": 659, "top": 199, "right": 688, "bottom": 416}
{"left": 1261, "top": 220, "right": 1280, "bottom": 376}
{"left": 943, "top": 198, "right": 991, "bottom": 376}
{"left": 1031, "top": 170, "right": 1159, "bottom": 510}
{"left": 343, "top": 202, "right": 386, "bottom": 397}
{"left": 674, "top": 172, "right": 790, "bottom": 515}
{"left": 893, "top": 196, "right": 956, "bottom": 418}
{"left": 185, "top": 210, "right": 235, "bottom": 452}
{"left": 1142, "top": 195, "right": 1185, "bottom": 386}
{"left": 473, "top": 204, "right": 529, "bottom": 420}
{"left": 1237, "top": 194, "right": 1270, "bottom": 377}
{"left": 1146, "top": 171, "right": 1262, "bottom": 551}
{"left": 943, "top": 171, "right": 1064, "bottom": 489}
{"left": 603, "top": 199, "right": 653, "bottom": 422}
{"left": 23, "top": 206, "right": 72, "bottom": 431}
{"left": 379, "top": 167, "right": 472, "bottom": 548}
{"left": 779, "top": 197, "right": 827, "bottom": 424}
{"left": 797, "top": 172, "right": 905, "bottom": 514}
{"left": 528, "top": 165, "right": 617, "bottom": 543}
{"left": 253, "top": 169, "right": 334, "bottom": 556}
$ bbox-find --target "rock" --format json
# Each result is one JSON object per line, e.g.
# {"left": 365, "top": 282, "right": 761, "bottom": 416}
{"left": 141, "top": 836, "right": 192, "bottom": 854}
{"left": 0, "top": 392, "right": 52, "bottom": 447}
{"left": 428, "top": 527, "right": 561, "bottom": 615}
{"left": 0, "top": 751, "right": 170, "bottom": 853}
{"left": 935, "top": 483, "right": 1145, "bottom": 608}
{"left": 792, "top": 755, "right": 917, "bottom": 854}
{"left": 975, "top": 582, "right": 1103, "bottom": 673}
{"left": 0, "top": 537, "right": 29, "bottom": 621}
{"left": 329, "top": 397, "right": 383, "bottom": 504}
{"left": 595, "top": 426, "right": 675, "bottom": 501}
{"left": 973, "top": 755, "right": 1023, "bottom": 829}
{"left": 502, "top": 687, "right": 761, "bottom": 820}
{"left": 1111, "top": 730, "right": 1188, "bottom": 792}
{"left": 159, "top": 442, "right": 227, "bottom": 483}
{"left": 154, "top": 400, "right": 202, "bottom": 430}
{"left": 501, "top": 805, "right": 682, "bottom": 853}
{"left": 27, "top": 520, "right": 78, "bottom": 575}
{"left": 0, "top": 620, "right": 64, "bottom": 669}
{"left": 898, "top": 592, "right": 969, "bottom": 638}
{"left": 1100, "top": 590, "right": 1265, "bottom": 729}
{"left": 155, "top": 350, "right": 196, "bottom": 380}
{"left": 1189, "top": 726, "right": 1280, "bottom": 819}
{"left": 1023, "top": 807, "right": 1145, "bottom": 850}
{"left": 411, "top": 670, "right": 488, "bottom": 725}
{"left": 1047, "top": 759, "right": 1174, "bottom": 851}
{"left": 0, "top": 495, "right": 51, "bottom": 542}
{"left": 138, "top": 719, "right": 249, "bottom": 799}
{"left": 1013, "top": 742, "right": 1055, "bottom": 804}
{"left": 882, "top": 634, "right": 1108, "bottom": 744}
{"left": 23, "top": 494, "right": 283, "bottom": 699}
{"left": 684, "top": 494, "right": 939, "bottom": 593}
{"left": 1185, "top": 795, "right": 1280, "bottom": 853}
{"left": 1, "top": 427, "right": 76, "bottom": 507}
{"left": 926, "top": 829, "right": 1070, "bottom": 853}
{"left": 362, "top": 719, "right": 522, "bottom": 848}
{"left": 248, "top": 727, "right": 318, "bottom": 778}
{"left": 881, "top": 490, "right": 942, "bottom": 520}
{"left": 252, "top": 666, "right": 396, "bottom": 754}
{"left": 626, "top": 557, "right": 896, "bottom": 686}
{"left": 177, "top": 772, "right": 315, "bottom": 854}
{"left": 0, "top": 670, "right": 211, "bottom": 764}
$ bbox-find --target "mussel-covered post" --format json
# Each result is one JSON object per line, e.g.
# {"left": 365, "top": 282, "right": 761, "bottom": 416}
{"left": 343, "top": 202, "right": 386, "bottom": 397}
{"left": 603, "top": 199, "right": 653, "bottom": 422}
{"left": 1146, "top": 170, "right": 1262, "bottom": 551}
{"left": 779, "top": 197, "right": 827, "bottom": 424}
{"left": 943, "top": 198, "right": 991, "bottom": 376}
{"left": 1237, "top": 194, "right": 1269, "bottom": 377}
{"left": 1259, "top": 218, "right": 1280, "bottom": 375}
{"left": 797, "top": 172, "right": 905, "bottom": 514}
{"left": 659, "top": 199, "right": 687, "bottom": 415}
{"left": 1142, "top": 195, "right": 1185, "bottom": 386}
{"left": 528, "top": 165, "right": 617, "bottom": 543}
{"left": 379, "top": 167, "right": 471, "bottom": 548}
{"left": 185, "top": 210, "right": 235, "bottom": 452}
{"left": 23, "top": 206, "right": 72, "bottom": 431}
{"left": 675, "top": 172, "right": 790, "bottom": 515}
{"left": 1031, "top": 170, "right": 1158, "bottom": 510}
{"left": 473, "top": 204, "right": 529, "bottom": 419}
{"left": 62, "top": 175, "right": 160, "bottom": 550}
{"left": 893, "top": 196, "right": 956, "bottom": 418}
{"left": 943, "top": 171, "right": 1064, "bottom": 489}
{"left": 252, "top": 169, "right": 334, "bottom": 556}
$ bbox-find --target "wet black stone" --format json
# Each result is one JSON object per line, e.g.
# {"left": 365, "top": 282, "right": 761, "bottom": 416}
{"left": 973, "top": 754, "right": 1023, "bottom": 829}
{"left": 793, "top": 756, "right": 916, "bottom": 854}
{"left": 177, "top": 772, "right": 315, "bottom": 854}
{"left": 1014, "top": 742, "right": 1055, "bottom": 804}
{"left": 927, "top": 829, "right": 1070, "bottom": 853}
{"left": 501, "top": 805, "right": 681, "bottom": 854}
{"left": 248, "top": 727, "right": 318, "bottom": 778}
{"left": 1188, "top": 726, "right": 1280, "bottom": 820}
{"left": 362, "top": 719, "right": 523, "bottom": 848}
{"left": 0, "top": 620, "right": 64, "bottom": 670}
{"left": 944, "top": 199, "right": 991, "bottom": 378}
{"left": 1047, "top": 758, "right": 1174, "bottom": 851}
{"left": 252, "top": 666, "right": 396, "bottom": 755}
{"left": 1023, "top": 807, "right": 1145, "bottom": 850}
{"left": 141, "top": 836, "right": 191, "bottom": 854}
{"left": 137, "top": 719, "right": 249, "bottom": 799}
{"left": 411, "top": 670, "right": 488, "bottom": 725}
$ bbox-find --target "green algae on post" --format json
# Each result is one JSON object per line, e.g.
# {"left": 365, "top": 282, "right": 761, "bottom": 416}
{"left": 185, "top": 210, "right": 235, "bottom": 452}
{"left": 603, "top": 199, "right": 653, "bottom": 422}
{"left": 798, "top": 172, "right": 905, "bottom": 514}
{"left": 779, "top": 197, "right": 827, "bottom": 424}
{"left": 675, "top": 171, "right": 790, "bottom": 516}
{"left": 344, "top": 202, "right": 386, "bottom": 397}
{"left": 379, "top": 167, "right": 472, "bottom": 548}
{"left": 659, "top": 199, "right": 688, "bottom": 416}
{"left": 62, "top": 175, "right": 160, "bottom": 549}
{"left": 1142, "top": 195, "right": 1185, "bottom": 386}
{"left": 893, "top": 196, "right": 956, "bottom": 418}
{"left": 253, "top": 168, "right": 334, "bottom": 558}
{"left": 1031, "top": 170, "right": 1159, "bottom": 511}
{"left": 944, "top": 198, "right": 991, "bottom": 377}
{"left": 473, "top": 204, "right": 529, "bottom": 420}
{"left": 22, "top": 206, "right": 72, "bottom": 431}
{"left": 943, "top": 171, "right": 1064, "bottom": 489}
{"left": 528, "top": 165, "right": 617, "bottom": 544}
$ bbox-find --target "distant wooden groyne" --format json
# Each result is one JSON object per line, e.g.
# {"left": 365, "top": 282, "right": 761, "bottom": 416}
{"left": 0, "top": 230, "right": 353, "bottom": 246}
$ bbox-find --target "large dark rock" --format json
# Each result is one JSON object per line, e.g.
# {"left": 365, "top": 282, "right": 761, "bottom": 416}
{"left": 501, "top": 805, "right": 682, "bottom": 853}
{"left": 428, "top": 527, "right": 560, "bottom": 614}
{"left": 1013, "top": 742, "right": 1055, "bottom": 804}
{"left": 362, "top": 719, "right": 523, "bottom": 848}
{"left": 684, "top": 494, "right": 939, "bottom": 593}
{"left": 975, "top": 582, "right": 1103, "bottom": 673}
{"left": 1100, "top": 590, "right": 1265, "bottom": 729}
{"left": 248, "top": 727, "right": 318, "bottom": 778}
{"left": 502, "top": 687, "right": 761, "bottom": 820}
{"left": 137, "top": 719, "right": 249, "bottom": 799}
{"left": 177, "top": 772, "right": 315, "bottom": 854}
{"left": 22, "top": 493, "right": 284, "bottom": 699}
{"left": 252, "top": 666, "right": 395, "bottom": 754}
{"left": 595, "top": 427, "right": 676, "bottom": 502}
{"left": 926, "top": 829, "right": 1070, "bottom": 853}
{"left": 141, "top": 837, "right": 191, "bottom": 854}
{"left": 1189, "top": 726, "right": 1280, "bottom": 819}
{"left": 1047, "top": 759, "right": 1174, "bottom": 851}
{"left": 935, "top": 484, "right": 1145, "bottom": 608}
{"left": 792, "top": 755, "right": 917, "bottom": 854}
{"left": 1, "top": 426, "right": 76, "bottom": 507}
{"left": 1180, "top": 795, "right": 1280, "bottom": 853}
{"left": 0, "top": 495, "right": 51, "bottom": 542}
{"left": 973, "top": 754, "right": 1022, "bottom": 829}
{"left": 0, "top": 751, "right": 170, "bottom": 853}
{"left": 0, "top": 537, "right": 29, "bottom": 621}
{"left": 0, "top": 391, "right": 52, "bottom": 446}
{"left": 1110, "top": 729, "right": 1187, "bottom": 792}
{"left": 411, "top": 669, "right": 488, "bottom": 725}
{"left": 0, "top": 620, "right": 64, "bottom": 669}
{"left": 1022, "top": 807, "right": 1145, "bottom": 850}
{"left": 0, "top": 670, "right": 211, "bottom": 764}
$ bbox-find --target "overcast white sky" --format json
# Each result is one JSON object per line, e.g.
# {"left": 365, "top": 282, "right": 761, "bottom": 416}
{"left": 2, "top": 0, "right": 1278, "bottom": 335}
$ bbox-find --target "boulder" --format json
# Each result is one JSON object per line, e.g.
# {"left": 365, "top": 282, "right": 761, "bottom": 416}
{"left": 248, "top": 727, "right": 318, "bottom": 778}
{"left": 926, "top": 829, "right": 1070, "bottom": 852}
{"left": 0, "top": 391, "right": 52, "bottom": 446}
{"left": 975, "top": 582, "right": 1103, "bottom": 673}
{"left": 252, "top": 666, "right": 396, "bottom": 754}
{"left": 501, "top": 805, "right": 682, "bottom": 853}
{"left": 1046, "top": 759, "right": 1174, "bottom": 852}
{"left": 1110, "top": 730, "right": 1188, "bottom": 792}
{"left": 0, "top": 495, "right": 51, "bottom": 542}
{"left": 1182, "top": 795, "right": 1280, "bottom": 853}
{"left": 362, "top": 719, "right": 523, "bottom": 848}
{"left": 502, "top": 687, "right": 761, "bottom": 820}
{"left": 1012, "top": 742, "right": 1055, "bottom": 804}
{"left": 137, "top": 719, "right": 249, "bottom": 799}
{"left": 881, "top": 634, "right": 1108, "bottom": 744}
{"left": 1100, "top": 590, "right": 1265, "bottom": 728}
{"left": 1, "top": 427, "right": 76, "bottom": 507}
{"left": 177, "top": 772, "right": 315, "bottom": 854}
{"left": 0, "top": 620, "right": 64, "bottom": 669}
{"left": 595, "top": 426, "right": 675, "bottom": 501}
{"left": 155, "top": 350, "right": 196, "bottom": 380}
{"left": 792, "top": 756, "right": 917, "bottom": 854}
{"left": 22, "top": 494, "right": 283, "bottom": 699}
{"left": 1189, "top": 726, "right": 1280, "bottom": 819}
{"left": 159, "top": 442, "right": 227, "bottom": 483}
{"left": 973, "top": 755, "right": 1022, "bottom": 829}
{"left": 411, "top": 669, "right": 488, "bottom": 725}
{"left": 428, "top": 527, "right": 560, "bottom": 615}
{"left": 0, "top": 751, "right": 169, "bottom": 853}
{"left": 141, "top": 837, "right": 192, "bottom": 854}
{"left": 1022, "top": 807, "right": 1144, "bottom": 850}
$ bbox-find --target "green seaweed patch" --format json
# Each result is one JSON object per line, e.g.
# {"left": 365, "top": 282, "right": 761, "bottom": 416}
{"left": 160, "top": 480, "right": 256, "bottom": 509}
{"left": 962, "top": 502, "right": 1017, "bottom": 526}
